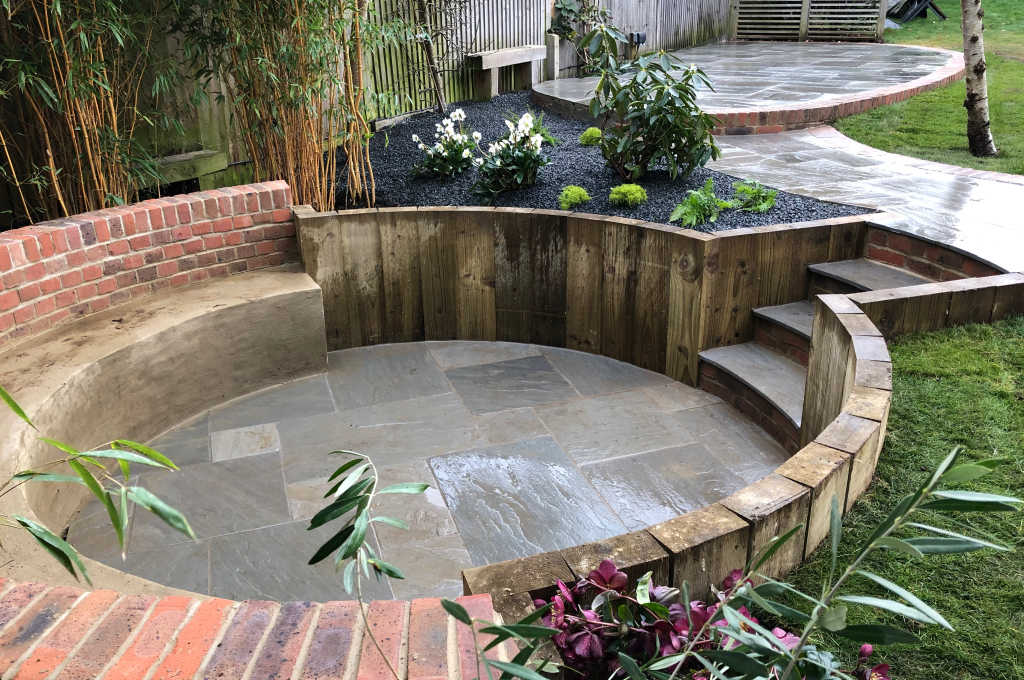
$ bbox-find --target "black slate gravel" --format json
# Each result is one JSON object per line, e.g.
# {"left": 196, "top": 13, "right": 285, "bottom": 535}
{"left": 346, "top": 92, "right": 866, "bottom": 231}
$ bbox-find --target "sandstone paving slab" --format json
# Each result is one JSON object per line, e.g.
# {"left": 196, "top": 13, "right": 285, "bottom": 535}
{"left": 148, "top": 414, "right": 210, "bottom": 467}
{"left": 327, "top": 344, "right": 450, "bottom": 411}
{"left": 445, "top": 355, "right": 579, "bottom": 414}
{"left": 579, "top": 443, "right": 749, "bottom": 531}
{"left": 540, "top": 347, "right": 673, "bottom": 396}
{"left": 131, "top": 452, "right": 291, "bottom": 550}
{"left": 536, "top": 389, "right": 691, "bottom": 465}
{"left": 209, "top": 375, "right": 335, "bottom": 432}
{"left": 666, "top": 402, "right": 789, "bottom": 485}
{"left": 210, "top": 423, "right": 281, "bottom": 462}
{"left": 208, "top": 520, "right": 392, "bottom": 602}
{"left": 278, "top": 392, "right": 479, "bottom": 485}
{"left": 426, "top": 340, "right": 541, "bottom": 370}
{"left": 429, "top": 436, "right": 627, "bottom": 565}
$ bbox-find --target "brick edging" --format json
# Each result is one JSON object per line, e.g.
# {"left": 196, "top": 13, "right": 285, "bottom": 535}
{"left": 0, "top": 182, "right": 299, "bottom": 348}
{"left": 0, "top": 578, "right": 501, "bottom": 679}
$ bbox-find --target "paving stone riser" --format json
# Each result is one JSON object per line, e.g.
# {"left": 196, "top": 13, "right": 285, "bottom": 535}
{"left": 0, "top": 578, "right": 502, "bottom": 680}
{"left": 0, "top": 182, "right": 299, "bottom": 348}
{"left": 865, "top": 227, "right": 1001, "bottom": 282}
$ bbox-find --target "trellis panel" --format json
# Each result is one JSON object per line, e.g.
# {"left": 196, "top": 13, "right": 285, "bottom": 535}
{"left": 733, "top": 0, "right": 883, "bottom": 41}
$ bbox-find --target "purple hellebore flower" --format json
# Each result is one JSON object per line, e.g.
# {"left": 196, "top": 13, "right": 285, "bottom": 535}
{"left": 868, "top": 664, "right": 891, "bottom": 680}
{"left": 859, "top": 643, "right": 873, "bottom": 660}
{"left": 589, "top": 559, "right": 628, "bottom": 592}
{"left": 557, "top": 579, "right": 575, "bottom": 606}
{"left": 771, "top": 626, "right": 800, "bottom": 650}
{"left": 720, "top": 569, "right": 751, "bottom": 592}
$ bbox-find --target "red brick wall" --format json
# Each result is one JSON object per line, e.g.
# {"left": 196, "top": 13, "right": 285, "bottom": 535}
{"left": 0, "top": 182, "right": 298, "bottom": 348}
{"left": 753, "top": 317, "right": 809, "bottom": 366}
{"left": 866, "top": 227, "right": 1001, "bottom": 282}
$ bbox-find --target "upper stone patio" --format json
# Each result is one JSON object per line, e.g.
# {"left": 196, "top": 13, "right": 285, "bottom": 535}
{"left": 533, "top": 42, "right": 963, "bottom": 133}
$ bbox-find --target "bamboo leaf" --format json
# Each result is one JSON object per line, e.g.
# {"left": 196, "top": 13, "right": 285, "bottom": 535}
{"left": 127, "top": 487, "right": 194, "bottom": 539}
{"left": 377, "top": 482, "right": 429, "bottom": 495}
{"left": 15, "top": 515, "right": 90, "bottom": 585}
{"left": 486, "top": 660, "right": 547, "bottom": 680}
{"left": 836, "top": 624, "right": 918, "bottom": 645}
{"left": 855, "top": 570, "right": 952, "bottom": 629}
{"left": 873, "top": 536, "right": 924, "bottom": 558}
{"left": 0, "top": 385, "right": 35, "bottom": 429}
{"left": 904, "top": 522, "right": 1011, "bottom": 551}
{"left": 441, "top": 598, "right": 472, "bottom": 625}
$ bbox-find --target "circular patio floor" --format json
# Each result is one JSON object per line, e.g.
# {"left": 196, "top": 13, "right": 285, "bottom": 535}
{"left": 69, "top": 342, "right": 787, "bottom": 601}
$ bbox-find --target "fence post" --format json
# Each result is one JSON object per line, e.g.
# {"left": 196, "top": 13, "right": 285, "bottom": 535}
{"left": 799, "top": 0, "right": 811, "bottom": 40}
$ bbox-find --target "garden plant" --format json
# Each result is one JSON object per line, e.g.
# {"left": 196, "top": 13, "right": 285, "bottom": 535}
{"left": 471, "top": 112, "right": 550, "bottom": 204}
{"left": 669, "top": 178, "right": 735, "bottom": 228}
{"left": 559, "top": 185, "right": 591, "bottom": 210}
{"left": 412, "top": 108, "right": 481, "bottom": 178}
{"left": 0, "top": 387, "right": 193, "bottom": 584}
{"left": 590, "top": 52, "right": 720, "bottom": 181}
{"left": 609, "top": 184, "right": 648, "bottom": 207}
{"left": 504, "top": 108, "right": 559, "bottom": 147}
{"left": 579, "top": 127, "right": 603, "bottom": 147}
{"left": 311, "top": 437, "right": 1020, "bottom": 680}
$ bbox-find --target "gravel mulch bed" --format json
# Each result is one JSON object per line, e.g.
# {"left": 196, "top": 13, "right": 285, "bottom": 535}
{"left": 352, "top": 92, "right": 866, "bottom": 231}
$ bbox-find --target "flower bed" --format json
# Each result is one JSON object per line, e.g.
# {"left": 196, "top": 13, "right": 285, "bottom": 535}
{"left": 360, "top": 93, "right": 864, "bottom": 231}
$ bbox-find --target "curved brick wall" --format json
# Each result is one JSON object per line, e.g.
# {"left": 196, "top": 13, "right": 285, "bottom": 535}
{"left": 0, "top": 182, "right": 297, "bottom": 348}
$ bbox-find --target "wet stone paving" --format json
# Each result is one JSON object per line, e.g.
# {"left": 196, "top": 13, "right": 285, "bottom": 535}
{"left": 69, "top": 342, "right": 788, "bottom": 601}
{"left": 533, "top": 42, "right": 952, "bottom": 113}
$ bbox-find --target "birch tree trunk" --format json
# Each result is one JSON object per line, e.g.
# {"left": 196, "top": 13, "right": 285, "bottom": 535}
{"left": 960, "top": 0, "right": 998, "bottom": 157}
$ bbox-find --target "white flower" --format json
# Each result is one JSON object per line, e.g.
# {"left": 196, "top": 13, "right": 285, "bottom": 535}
{"left": 418, "top": 143, "right": 426, "bottom": 150}
{"left": 494, "top": 158, "right": 501, "bottom": 167}
{"left": 411, "top": 134, "right": 420, "bottom": 143}
{"left": 462, "top": 148, "right": 472, "bottom": 159}
{"left": 435, "top": 123, "right": 443, "bottom": 132}
{"left": 472, "top": 157, "right": 483, "bottom": 167}
{"left": 427, "top": 149, "right": 434, "bottom": 156}
{"left": 451, "top": 108, "right": 465, "bottom": 122}
{"left": 530, "top": 134, "right": 543, "bottom": 149}
{"left": 472, "top": 131, "right": 482, "bottom": 143}
{"left": 505, "top": 119, "right": 515, "bottom": 133}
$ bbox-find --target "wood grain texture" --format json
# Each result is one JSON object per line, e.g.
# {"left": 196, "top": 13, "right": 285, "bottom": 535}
{"left": 565, "top": 215, "right": 604, "bottom": 353}
{"left": 666, "top": 233, "right": 709, "bottom": 385}
{"left": 453, "top": 208, "right": 497, "bottom": 340}
{"left": 379, "top": 209, "right": 424, "bottom": 342}
{"left": 417, "top": 208, "right": 460, "bottom": 340}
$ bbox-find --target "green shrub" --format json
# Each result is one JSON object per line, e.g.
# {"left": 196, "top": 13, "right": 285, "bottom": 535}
{"left": 732, "top": 180, "right": 778, "bottom": 213}
{"left": 669, "top": 178, "right": 735, "bottom": 228}
{"left": 590, "top": 52, "right": 719, "bottom": 180}
{"left": 608, "top": 183, "right": 647, "bottom": 207}
{"left": 558, "top": 185, "right": 591, "bottom": 210}
{"left": 578, "top": 126, "right": 603, "bottom": 146}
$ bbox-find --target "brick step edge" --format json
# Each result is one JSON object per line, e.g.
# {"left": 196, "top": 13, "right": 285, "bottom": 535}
{"left": 0, "top": 578, "right": 505, "bottom": 680}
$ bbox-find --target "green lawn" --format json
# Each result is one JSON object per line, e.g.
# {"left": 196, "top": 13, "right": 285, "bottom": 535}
{"left": 835, "top": 0, "right": 1024, "bottom": 175}
{"left": 782, "top": 317, "right": 1024, "bottom": 680}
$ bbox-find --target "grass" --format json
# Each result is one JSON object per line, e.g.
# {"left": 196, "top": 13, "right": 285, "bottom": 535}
{"left": 781, "top": 317, "right": 1024, "bottom": 680}
{"left": 835, "top": 0, "right": 1024, "bottom": 175}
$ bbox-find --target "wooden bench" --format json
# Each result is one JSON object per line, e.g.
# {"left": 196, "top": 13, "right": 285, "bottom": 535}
{"left": 467, "top": 44, "right": 546, "bottom": 101}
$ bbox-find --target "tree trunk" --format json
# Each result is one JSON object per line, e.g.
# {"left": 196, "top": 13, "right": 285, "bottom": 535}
{"left": 960, "top": 0, "right": 997, "bottom": 157}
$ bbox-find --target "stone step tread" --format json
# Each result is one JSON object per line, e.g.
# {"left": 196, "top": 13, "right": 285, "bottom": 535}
{"left": 753, "top": 300, "right": 815, "bottom": 339}
{"left": 808, "top": 257, "right": 933, "bottom": 292}
{"left": 0, "top": 577, "right": 496, "bottom": 679}
{"left": 699, "top": 342, "right": 807, "bottom": 427}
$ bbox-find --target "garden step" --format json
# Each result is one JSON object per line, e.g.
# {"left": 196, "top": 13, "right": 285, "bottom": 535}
{"left": 754, "top": 301, "right": 815, "bottom": 339}
{"left": 698, "top": 342, "right": 807, "bottom": 431}
{"left": 807, "top": 257, "right": 933, "bottom": 294}
{"left": 752, "top": 301, "right": 814, "bottom": 366}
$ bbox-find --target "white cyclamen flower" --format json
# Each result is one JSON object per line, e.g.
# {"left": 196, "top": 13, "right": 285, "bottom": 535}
{"left": 411, "top": 134, "right": 420, "bottom": 143}
{"left": 530, "top": 134, "right": 543, "bottom": 149}
{"left": 418, "top": 143, "right": 426, "bottom": 150}
{"left": 472, "top": 131, "right": 482, "bottom": 143}
{"left": 462, "top": 148, "right": 472, "bottom": 159}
